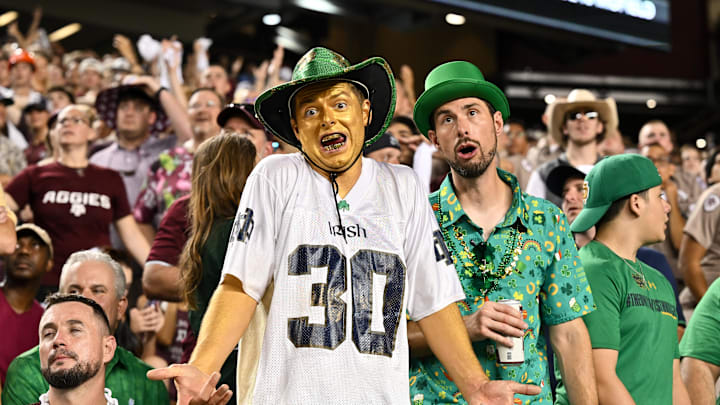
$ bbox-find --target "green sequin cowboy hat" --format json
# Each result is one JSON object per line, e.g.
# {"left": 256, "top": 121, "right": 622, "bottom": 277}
{"left": 414, "top": 61, "right": 510, "bottom": 137}
{"left": 255, "top": 47, "right": 396, "bottom": 149}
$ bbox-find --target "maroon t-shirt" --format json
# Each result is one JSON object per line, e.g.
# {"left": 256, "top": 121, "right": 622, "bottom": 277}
{"left": 147, "top": 194, "right": 189, "bottom": 266}
{"left": 24, "top": 143, "right": 49, "bottom": 166}
{"left": 6, "top": 162, "right": 131, "bottom": 286}
{"left": 0, "top": 289, "right": 44, "bottom": 385}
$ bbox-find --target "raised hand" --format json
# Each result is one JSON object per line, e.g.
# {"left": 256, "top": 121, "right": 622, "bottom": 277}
{"left": 396, "top": 133, "right": 429, "bottom": 152}
{"left": 122, "top": 74, "right": 161, "bottom": 94}
{"left": 253, "top": 60, "right": 270, "bottom": 92}
{"left": 231, "top": 56, "right": 244, "bottom": 77}
{"left": 268, "top": 45, "right": 285, "bottom": 87}
{"left": 162, "top": 37, "right": 183, "bottom": 72}
{"left": 130, "top": 302, "right": 165, "bottom": 335}
{"left": 113, "top": 34, "right": 138, "bottom": 64}
{"left": 400, "top": 64, "right": 415, "bottom": 99}
{"left": 7, "top": 22, "right": 22, "bottom": 41}
{"left": 463, "top": 300, "right": 527, "bottom": 347}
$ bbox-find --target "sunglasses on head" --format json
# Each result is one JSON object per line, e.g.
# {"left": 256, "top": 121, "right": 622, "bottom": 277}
{"left": 567, "top": 111, "right": 598, "bottom": 121}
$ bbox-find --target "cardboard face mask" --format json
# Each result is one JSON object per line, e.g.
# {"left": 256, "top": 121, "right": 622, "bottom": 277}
{"left": 254, "top": 47, "right": 395, "bottom": 156}
{"left": 291, "top": 81, "right": 370, "bottom": 173}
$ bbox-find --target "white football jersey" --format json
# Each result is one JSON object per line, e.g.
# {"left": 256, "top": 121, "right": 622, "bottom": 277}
{"left": 222, "top": 153, "right": 464, "bottom": 404}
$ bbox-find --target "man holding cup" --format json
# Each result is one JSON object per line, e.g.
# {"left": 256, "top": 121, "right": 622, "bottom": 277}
{"left": 408, "top": 61, "right": 597, "bottom": 404}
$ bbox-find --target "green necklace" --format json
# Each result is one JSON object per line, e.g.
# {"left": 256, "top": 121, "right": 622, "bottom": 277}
{"left": 434, "top": 192, "right": 524, "bottom": 297}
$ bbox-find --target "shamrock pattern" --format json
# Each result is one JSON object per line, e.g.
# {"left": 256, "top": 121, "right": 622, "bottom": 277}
{"left": 410, "top": 170, "right": 595, "bottom": 404}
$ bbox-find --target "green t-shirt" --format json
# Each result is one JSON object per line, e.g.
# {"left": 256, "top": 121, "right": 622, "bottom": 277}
{"left": 557, "top": 241, "right": 679, "bottom": 405}
{"left": 679, "top": 278, "right": 720, "bottom": 405}
{"left": 410, "top": 171, "right": 594, "bottom": 404}
{"left": 189, "top": 217, "right": 237, "bottom": 403}
{"left": 2, "top": 345, "right": 168, "bottom": 405}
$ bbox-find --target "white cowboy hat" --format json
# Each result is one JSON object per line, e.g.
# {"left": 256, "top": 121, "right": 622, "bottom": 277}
{"left": 548, "top": 89, "right": 618, "bottom": 145}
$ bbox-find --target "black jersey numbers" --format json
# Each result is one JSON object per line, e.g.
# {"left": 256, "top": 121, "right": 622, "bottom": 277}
{"left": 233, "top": 208, "right": 255, "bottom": 242}
{"left": 287, "top": 245, "right": 347, "bottom": 350}
{"left": 287, "top": 245, "right": 406, "bottom": 357}
{"left": 433, "top": 230, "right": 452, "bottom": 265}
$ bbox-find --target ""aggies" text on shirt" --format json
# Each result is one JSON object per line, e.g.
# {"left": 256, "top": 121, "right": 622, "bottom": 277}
{"left": 42, "top": 190, "right": 112, "bottom": 209}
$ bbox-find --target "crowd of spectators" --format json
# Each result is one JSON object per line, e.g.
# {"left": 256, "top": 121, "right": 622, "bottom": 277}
{"left": 2, "top": 6, "right": 720, "bottom": 405}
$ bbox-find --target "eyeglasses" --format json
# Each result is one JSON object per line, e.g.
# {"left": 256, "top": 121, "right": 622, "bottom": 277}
{"left": 566, "top": 111, "right": 599, "bottom": 121}
{"left": 189, "top": 100, "right": 219, "bottom": 109}
{"left": 58, "top": 117, "right": 88, "bottom": 126}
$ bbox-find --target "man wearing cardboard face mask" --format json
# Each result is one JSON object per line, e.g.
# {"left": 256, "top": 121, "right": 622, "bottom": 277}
{"left": 148, "top": 47, "right": 540, "bottom": 404}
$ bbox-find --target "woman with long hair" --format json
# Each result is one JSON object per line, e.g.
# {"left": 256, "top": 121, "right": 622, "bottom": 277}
{"left": 179, "top": 130, "right": 257, "bottom": 405}
{"left": 5, "top": 104, "right": 150, "bottom": 297}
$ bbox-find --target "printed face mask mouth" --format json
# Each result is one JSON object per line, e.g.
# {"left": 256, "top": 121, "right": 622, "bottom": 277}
{"left": 321, "top": 132, "right": 347, "bottom": 152}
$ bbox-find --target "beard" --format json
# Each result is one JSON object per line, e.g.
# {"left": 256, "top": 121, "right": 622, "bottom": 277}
{"left": 448, "top": 135, "right": 497, "bottom": 179}
{"left": 116, "top": 126, "right": 148, "bottom": 141}
{"left": 192, "top": 123, "right": 219, "bottom": 142}
{"left": 41, "top": 351, "right": 101, "bottom": 389}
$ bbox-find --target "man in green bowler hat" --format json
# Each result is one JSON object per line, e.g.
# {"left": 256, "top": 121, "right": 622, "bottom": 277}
{"left": 148, "top": 48, "right": 540, "bottom": 404}
{"left": 408, "top": 60, "right": 598, "bottom": 404}
{"left": 555, "top": 154, "right": 689, "bottom": 405}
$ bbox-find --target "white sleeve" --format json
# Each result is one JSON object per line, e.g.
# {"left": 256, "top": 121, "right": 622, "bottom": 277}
{"left": 412, "top": 143, "right": 436, "bottom": 195}
{"left": 221, "top": 170, "right": 279, "bottom": 302}
{"left": 525, "top": 169, "right": 547, "bottom": 199}
{"left": 404, "top": 172, "right": 465, "bottom": 321}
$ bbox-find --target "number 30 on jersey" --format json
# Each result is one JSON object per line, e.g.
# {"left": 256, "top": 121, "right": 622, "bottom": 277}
{"left": 287, "top": 245, "right": 405, "bottom": 357}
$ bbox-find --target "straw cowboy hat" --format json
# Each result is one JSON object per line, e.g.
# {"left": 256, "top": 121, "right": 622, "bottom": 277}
{"left": 548, "top": 89, "right": 618, "bottom": 145}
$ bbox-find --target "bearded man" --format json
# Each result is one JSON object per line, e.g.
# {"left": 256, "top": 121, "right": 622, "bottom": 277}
{"left": 35, "top": 294, "right": 117, "bottom": 405}
{"left": 408, "top": 61, "right": 598, "bottom": 405}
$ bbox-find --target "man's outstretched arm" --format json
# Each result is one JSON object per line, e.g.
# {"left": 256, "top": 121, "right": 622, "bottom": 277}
{"left": 417, "top": 303, "right": 541, "bottom": 405}
{"left": 148, "top": 274, "right": 258, "bottom": 404}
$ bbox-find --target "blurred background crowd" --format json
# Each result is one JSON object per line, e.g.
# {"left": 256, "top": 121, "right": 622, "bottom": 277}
{"left": 1, "top": 0, "right": 720, "bottom": 403}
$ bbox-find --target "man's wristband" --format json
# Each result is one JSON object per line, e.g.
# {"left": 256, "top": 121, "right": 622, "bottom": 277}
{"left": 155, "top": 87, "right": 168, "bottom": 100}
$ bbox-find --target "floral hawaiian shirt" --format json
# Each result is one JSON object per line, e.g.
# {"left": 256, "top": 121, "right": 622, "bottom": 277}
{"left": 133, "top": 146, "right": 193, "bottom": 227}
{"left": 409, "top": 169, "right": 594, "bottom": 405}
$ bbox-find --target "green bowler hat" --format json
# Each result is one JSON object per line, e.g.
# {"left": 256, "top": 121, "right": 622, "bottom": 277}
{"left": 255, "top": 47, "right": 396, "bottom": 149}
{"left": 413, "top": 61, "right": 510, "bottom": 137}
{"left": 570, "top": 154, "right": 662, "bottom": 233}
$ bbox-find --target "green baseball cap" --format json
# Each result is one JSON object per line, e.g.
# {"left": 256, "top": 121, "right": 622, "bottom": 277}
{"left": 255, "top": 47, "right": 396, "bottom": 149}
{"left": 570, "top": 154, "right": 662, "bottom": 233}
{"left": 413, "top": 61, "right": 509, "bottom": 137}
